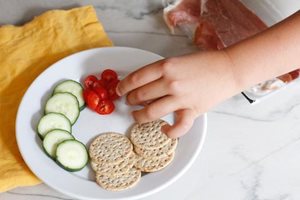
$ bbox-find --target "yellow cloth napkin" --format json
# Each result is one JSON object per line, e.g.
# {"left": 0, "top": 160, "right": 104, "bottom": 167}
{"left": 0, "top": 5, "right": 112, "bottom": 192}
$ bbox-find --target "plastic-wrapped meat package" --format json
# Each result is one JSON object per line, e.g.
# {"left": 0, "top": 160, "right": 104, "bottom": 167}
{"left": 163, "top": 0, "right": 300, "bottom": 103}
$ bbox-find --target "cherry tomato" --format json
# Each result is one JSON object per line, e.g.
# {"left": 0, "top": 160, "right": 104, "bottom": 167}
{"left": 84, "top": 75, "right": 98, "bottom": 89}
{"left": 101, "top": 69, "right": 118, "bottom": 84}
{"left": 93, "top": 85, "right": 108, "bottom": 100}
{"left": 83, "top": 89, "right": 100, "bottom": 110}
{"left": 93, "top": 79, "right": 106, "bottom": 88}
{"left": 96, "top": 100, "right": 115, "bottom": 114}
{"left": 106, "top": 80, "right": 120, "bottom": 100}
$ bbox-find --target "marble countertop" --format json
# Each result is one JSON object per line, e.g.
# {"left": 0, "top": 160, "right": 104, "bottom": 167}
{"left": 1, "top": 0, "right": 300, "bottom": 200}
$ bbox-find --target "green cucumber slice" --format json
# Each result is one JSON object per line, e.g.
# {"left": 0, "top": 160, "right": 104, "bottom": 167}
{"left": 45, "top": 92, "right": 79, "bottom": 125}
{"left": 37, "top": 113, "right": 71, "bottom": 139}
{"left": 53, "top": 80, "right": 85, "bottom": 110}
{"left": 55, "top": 139, "right": 88, "bottom": 172}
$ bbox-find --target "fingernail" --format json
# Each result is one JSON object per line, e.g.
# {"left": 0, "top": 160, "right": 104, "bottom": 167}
{"left": 162, "top": 125, "right": 178, "bottom": 138}
{"left": 116, "top": 83, "right": 121, "bottom": 96}
{"left": 132, "top": 111, "right": 148, "bottom": 125}
{"left": 161, "top": 124, "right": 171, "bottom": 134}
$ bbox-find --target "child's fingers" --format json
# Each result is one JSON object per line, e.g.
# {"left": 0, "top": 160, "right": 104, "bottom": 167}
{"left": 116, "top": 60, "right": 164, "bottom": 96}
{"left": 126, "top": 78, "right": 167, "bottom": 105}
{"left": 132, "top": 96, "right": 180, "bottom": 123}
{"left": 162, "top": 109, "right": 195, "bottom": 138}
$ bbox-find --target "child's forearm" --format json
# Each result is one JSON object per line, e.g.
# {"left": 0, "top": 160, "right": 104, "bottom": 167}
{"left": 226, "top": 10, "right": 300, "bottom": 91}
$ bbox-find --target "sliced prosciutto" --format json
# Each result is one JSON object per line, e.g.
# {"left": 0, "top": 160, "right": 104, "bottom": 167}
{"left": 164, "top": 0, "right": 267, "bottom": 50}
{"left": 196, "top": 0, "right": 267, "bottom": 49}
{"left": 163, "top": 0, "right": 299, "bottom": 92}
{"left": 163, "top": 0, "right": 200, "bottom": 34}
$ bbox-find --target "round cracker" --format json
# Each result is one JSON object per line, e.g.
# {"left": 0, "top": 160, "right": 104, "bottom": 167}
{"left": 95, "top": 167, "right": 141, "bottom": 191}
{"left": 91, "top": 152, "right": 136, "bottom": 175}
{"left": 89, "top": 132, "right": 133, "bottom": 164}
{"left": 130, "top": 119, "right": 171, "bottom": 150}
{"left": 135, "top": 152, "right": 175, "bottom": 172}
{"left": 134, "top": 138, "right": 177, "bottom": 158}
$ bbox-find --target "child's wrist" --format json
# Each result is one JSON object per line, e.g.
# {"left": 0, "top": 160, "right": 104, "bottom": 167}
{"left": 218, "top": 49, "right": 242, "bottom": 97}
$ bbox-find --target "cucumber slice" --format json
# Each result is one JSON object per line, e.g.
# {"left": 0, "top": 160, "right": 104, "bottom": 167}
{"left": 37, "top": 113, "right": 71, "bottom": 139}
{"left": 45, "top": 93, "right": 79, "bottom": 125}
{"left": 55, "top": 139, "right": 88, "bottom": 172}
{"left": 43, "top": 129, "right": 74, "bottom": 158}
{"left": 53, "top": 80, "right": 85, "bottom": 110}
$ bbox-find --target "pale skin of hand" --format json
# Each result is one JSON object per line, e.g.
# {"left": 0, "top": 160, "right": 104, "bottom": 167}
{"left": 116, "top": 11, "right": 300, "bottom": 138}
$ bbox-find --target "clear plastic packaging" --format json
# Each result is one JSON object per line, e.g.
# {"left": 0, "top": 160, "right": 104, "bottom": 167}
{"left": 163, "top": 0, "right": 300, "bottom": 103}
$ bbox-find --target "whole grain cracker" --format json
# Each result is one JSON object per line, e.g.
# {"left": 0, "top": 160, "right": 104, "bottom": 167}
{"left": 134, "top": 138, "right": 177, "bottom": 158}
{"left": 135, "top": 152, "right": 175, "bottom": 172}
{"left": 91, "top": 152, "right": 136, "bottom": 175}
{"left": 95, "top": 167, "right": 141, "bottom": 191}
{"left": 89, "top": 132, "right": 133, "bottom": 164}
{"left": 130, "top": 119, "right": 171, "bottom": 150}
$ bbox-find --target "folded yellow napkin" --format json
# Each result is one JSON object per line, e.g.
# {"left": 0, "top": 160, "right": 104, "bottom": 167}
{"left": 0, "top": 5, "right": 112, "bottom": 192}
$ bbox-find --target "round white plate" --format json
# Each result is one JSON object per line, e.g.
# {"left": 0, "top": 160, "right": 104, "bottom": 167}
{"left": 16, "top": 47, "right": 207, "bottom": 200}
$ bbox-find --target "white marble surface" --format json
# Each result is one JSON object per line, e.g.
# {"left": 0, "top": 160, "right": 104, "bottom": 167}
{"left": 1, "top": 0, "right": 300, "bottom": 200}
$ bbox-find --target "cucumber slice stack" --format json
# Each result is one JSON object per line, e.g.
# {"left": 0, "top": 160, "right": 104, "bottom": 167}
{"left": 43, "top": 129, "right": 74, "bottom": 158}
{"left": 36, "top": 80, "right": 88, "bottom": 172}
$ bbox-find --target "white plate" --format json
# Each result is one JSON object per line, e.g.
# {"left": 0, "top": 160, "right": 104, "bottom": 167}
{"left": 16, "top": 47, "right": 207, "bottom": 200}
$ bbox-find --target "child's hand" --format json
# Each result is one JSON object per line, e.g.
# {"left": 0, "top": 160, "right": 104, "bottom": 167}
{"left": 116, "top": 11, "right": 300, "bottom": 138}
{"left": 116, "top": 51, "right": 239, "bottom": 138}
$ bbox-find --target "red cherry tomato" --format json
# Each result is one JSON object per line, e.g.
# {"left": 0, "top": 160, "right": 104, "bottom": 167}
{"left": 96, "top": 100, "right": 115, "bottom": 114}
{"left": 101, "top": 69, "right": 118, "bottom": 84}
{"left": 84, "top": 75, "right": 98, "bottom": 89}
{"left": 93, "top": 79, "right": 106, "bottom": 88}
{"left": 83, "top": 89, "right": 100, "bottom": 110}
{"left": 107, "top": 80, "right": 120, "bottom": 100}
{"left": 93, "top": 85, "right": 108, "bottom": 100}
